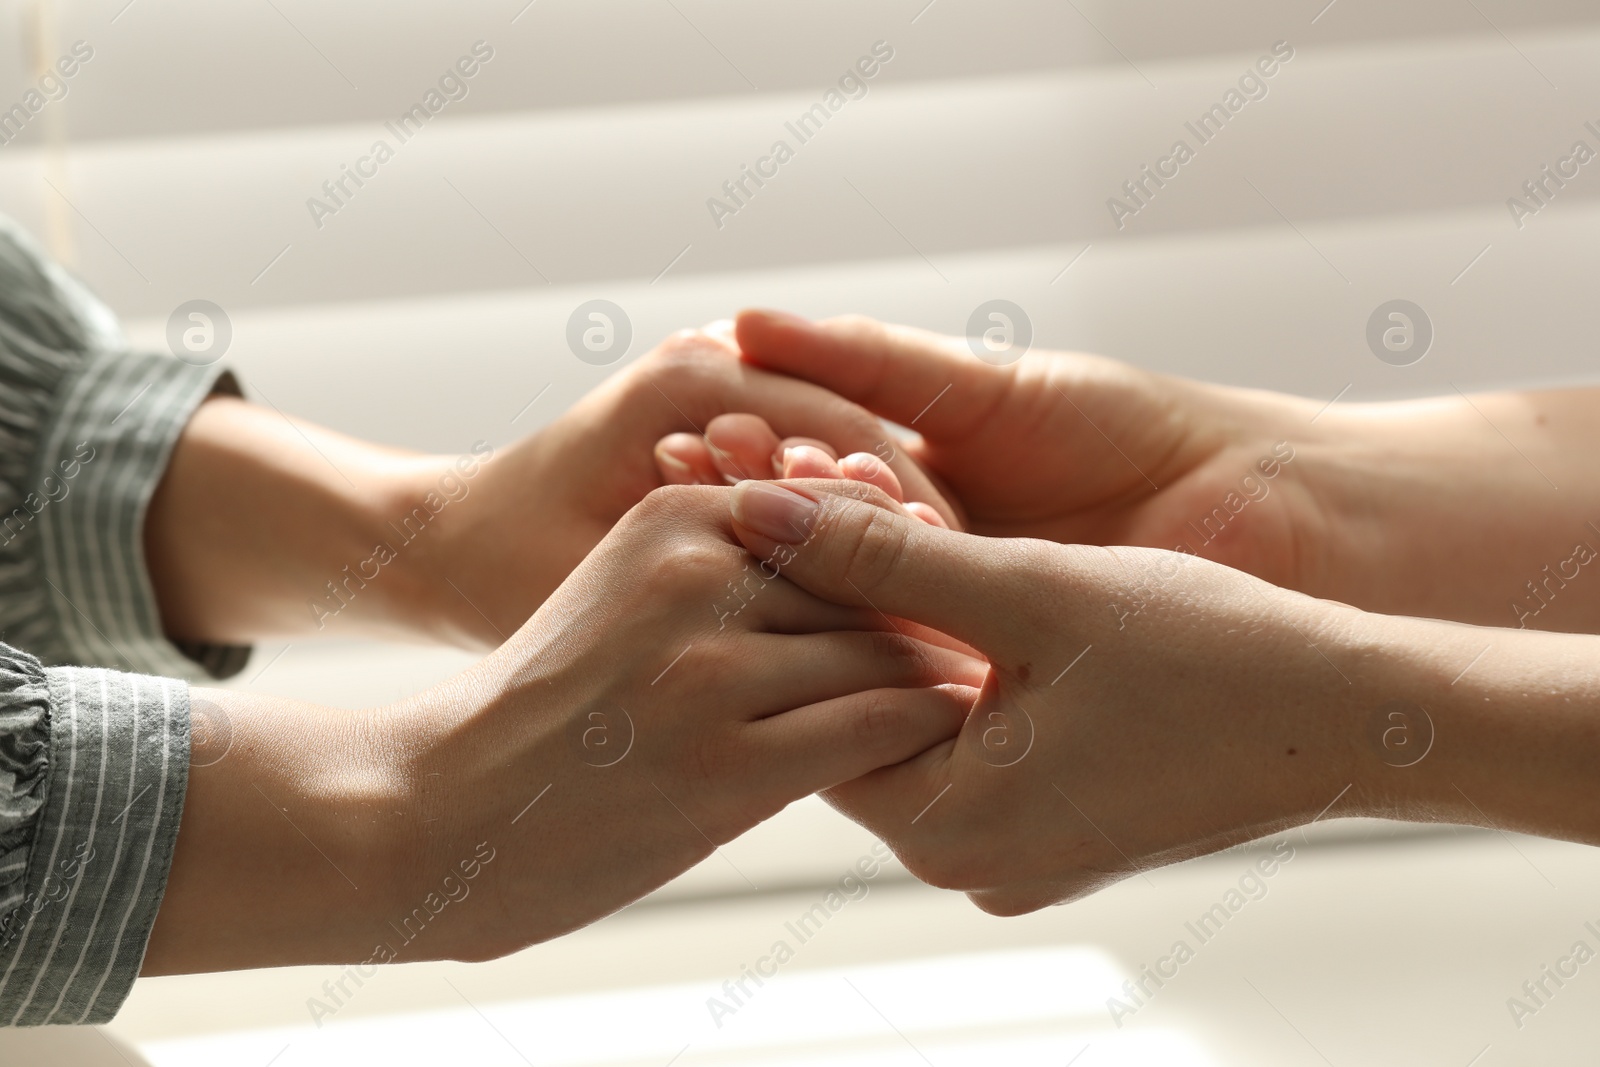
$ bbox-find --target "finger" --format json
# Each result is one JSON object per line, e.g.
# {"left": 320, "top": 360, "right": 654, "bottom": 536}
{"left": 839, "top": 452, "right": 904, "bottom": 501}
{"left": 655, "top": 433, "right": 720, "bottom": 485}
{"left": 781, "top": 444, "right": 844, "bottom": 480}
{"left": 745, "top": 482, "right": 977, "bottom": 656}
{"left": 729, "top": 479, "right": 1031, "bottom": 648}
{"left": 820, "top": 731, "right": 957, "bottom": 835}
{"left": 739, "top": 631, "right": 987, "bottom": 715}
{"left": 705, "top": 413, "right": 783, "bottom": 484}
{"left": 968, "top": 879, "right": 1106, "bottom": 915}
{"left": 642, "top": 346, "right": 962, "bottom": 526}
{"left": 905, "top": 502, "right": 947, "bottom": 528}
{"left": 701, "top": 318, "right": 738, "bottom": 346}
{"left": 777, "top": 436, "right": 838, "bottom": 463}
{"left": 748, "top": 685, "right": 975, "bottom": 805}
{"left": 736, "top": 479, "right": 980, "bottom": 658}
{"left": 633, "top": 482, "right": 950, "bottom": 641}
{"left": 735, "top": 310, "right": 1010, "bottom": 441}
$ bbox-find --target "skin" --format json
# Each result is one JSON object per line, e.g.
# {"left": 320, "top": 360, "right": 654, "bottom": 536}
{"left": 659, "top": 310, "right": 1600, "bottom": 634}
{"left": 143, "top": 485, "right": 980, "bottom": 973}
{"left": 144, "top": 325, "right": 959, "bottom": 651}
{"left": 726, "top": 479, "right": 1600, "bottom": 915}
{"left": 137, "top": 323, "right": 981, "bottom": 974}
{"left": 133, "top": 308, "right": 1600, "bottom": 966}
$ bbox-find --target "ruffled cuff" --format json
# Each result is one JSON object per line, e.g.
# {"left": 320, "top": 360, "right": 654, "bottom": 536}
{"left": 0, "top": 649, "right": 48, "bottom": 928}
{"left": 0, "top": 215, "right": 249, "bottom": 681}
{"left": 0, "top": 651, "right": 190, "bottom": 1025}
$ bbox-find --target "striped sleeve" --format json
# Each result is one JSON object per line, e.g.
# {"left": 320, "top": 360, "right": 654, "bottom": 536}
{"left": 33, "top": 350, "right": 250, "bottom": 680}
{"left": 0, "top": 649, "right": 188, "bottom": 1026}
{"left": 0, "top": 213, "right": 250, "bottom": 680}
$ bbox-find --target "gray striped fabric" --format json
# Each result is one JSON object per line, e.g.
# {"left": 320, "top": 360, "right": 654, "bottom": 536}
{"left": 0, "top": 214, "right": 250, "bottom": 679}
{"left": 0, "top": 653, "right": 188, "bottom": 1026}
{"left": 0, "top": 216, "right": 241, "bottom": 1025}
{"left": 33, "top": 348, "right": 251, "bottom": 680}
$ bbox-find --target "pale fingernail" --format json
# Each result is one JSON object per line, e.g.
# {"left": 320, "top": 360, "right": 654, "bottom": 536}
{"left": 657, "top": 450, "right": 690, "bottom": 473}
{"left": 731, "top": 482, "right": 819, "bottom": 544}
{"left": 758, "top": 309, "right": 812, "bottom": 329}
{"left": 791, "top": 444, "right": 836, "bottom": 470}
{"left": 843, "top": 452, "right": 882, "bottom": 475}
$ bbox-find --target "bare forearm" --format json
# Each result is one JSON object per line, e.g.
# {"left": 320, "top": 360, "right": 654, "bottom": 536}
{"left": 143, "top": 396, "right": 467, "bottom": 645}
{"left": 1330, "top": 605, "right": 1600, "bottom": 844}
{"left": 141, "top": 688, "right": 410, "bottom": 974}
{"left": 1297, "top": 388, "right": 1600, "bottom": 632}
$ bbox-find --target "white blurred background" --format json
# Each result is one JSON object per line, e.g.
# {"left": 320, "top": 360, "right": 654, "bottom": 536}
{"left": 4, "top": 0, "right": 1600, "bottom": 1063}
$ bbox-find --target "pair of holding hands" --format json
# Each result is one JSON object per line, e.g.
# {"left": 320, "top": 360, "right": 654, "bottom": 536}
{"left": 159, "top": 309, "right": 1595, "bottom": 972}
{"left": 359, "top": 313, "right": 1501, "bottom": 961}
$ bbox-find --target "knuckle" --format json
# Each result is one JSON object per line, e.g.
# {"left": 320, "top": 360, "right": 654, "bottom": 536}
{"left": 630, "top": 484, "right": 726, "bottom": 536}
{"left": 897, "top": 838, "right": 982, "bottom": 892}
{"left": 643, "top": 332, "right": 729, "bottom": 380}
{"left": 688, "top": 731, "right": 774, "bottom": 834}
{"left": 832, "top": 313, "right": 883, "bottom": 345}
{"left": 648, "top": 540, "right": 731, "bottom": 595}
{"left": 864, "top": 630, "right": 931, "bottom": 683}
{"left": 844, "top": 689, "right": 904, "bottom": 753}
{"left": 832, "top": 480, "right": 901, "bottom": 511}
{"left": 692, "top": 726, "right": 754, "bottom": 784}
{"left": 867, "top": 627, "right": 923, "bottom": 664}
{"left": 632, "top": 483, "right": 697, "bottom": 521}
{"left": 826, "top": 502, "right": 909, "bottom": 596}
{"left": 625, "top": 497, "right": 733, "bottom": 593}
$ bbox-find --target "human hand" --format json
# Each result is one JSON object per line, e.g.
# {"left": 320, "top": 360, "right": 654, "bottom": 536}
{"left": 725, "top": 311, "right": 1600, "bottom": 633}
{"left": 145, "top": 325, "right": 959, "bottom": 653}
{"left": 657, "top": 413, "right": 950, "bottom": 528}
{"left": 148, "top": 483, "right": 980, "bottom": 972}
{"left": 719, "top": 478, "right": 1458, "bottom": 913}
{"left": 404, "top": 326, "right": 961, "bottom": 647}
{"left": 717, "top": 310, "right": 1313, "bottom": 585}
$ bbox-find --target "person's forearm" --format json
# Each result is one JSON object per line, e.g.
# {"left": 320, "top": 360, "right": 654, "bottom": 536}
{"left": 1288, "top": 388, "right": 1600, "bottom": 632}
{"left": 144, "top": 396, "right": 479, "bottom": 646}
{"left": 1325, "top": 603, "right": 1600, "bottom": 843}
{"left": 141, "top": 687, "right": 411, "bottom": 974}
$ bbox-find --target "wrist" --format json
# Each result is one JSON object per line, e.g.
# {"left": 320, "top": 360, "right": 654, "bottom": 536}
{"left": 1319, "top": 605, "right": 1600, "bottom": 843}
{"left": 1293, "top": 395, "right": 1596, "bottom": 627}
{"left": 147, "top": 397, "right": 426, "bottom": 644}
{"left": 145, "top": 692, "right": 417, "bottom": 974}
{"left": 369, "top": 440, "right": 539, "bottom": 650}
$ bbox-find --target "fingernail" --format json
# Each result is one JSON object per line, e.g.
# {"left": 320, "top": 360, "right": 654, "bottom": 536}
{"left": 843, "top": 452, "right": 882, "bottom": 477}
{"left": 657, "top": 450, "right": 690, "bottom": 473}
{"left": 708, "top": 446, "right": 746, "bottom": 484}
{"left": 731, "top": 481, "right": 819, "bottom": 544}
{"left": 756, "top": 308, "right": 812, "bottom": 329}
{"left": 790, "top": 444, "right": 836, "bottom": 469}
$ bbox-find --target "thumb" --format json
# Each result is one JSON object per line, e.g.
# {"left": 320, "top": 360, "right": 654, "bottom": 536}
{"left": 735, "top": 310, "right": 1009, "bottom": 441}
{"left": 729, "top": 479, "right": 1026, "bottom": 649}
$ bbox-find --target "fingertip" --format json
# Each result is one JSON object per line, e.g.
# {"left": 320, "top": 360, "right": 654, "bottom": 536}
{"left": 656, "top": 433, "right": 713, "bottom": 485}
{"left": 706, "top": 413, "right": 783, "bottom": 484}
{"left": 840, "top": 452, "right": 905, "bottom": 501}
{"left": 905, "top": 501, "right": 948, "bottom": 528}
{"left": 701, "top": 318, "right": 737, "bottom": 345}
{"left": 736, "top": 309, "right": 814, "bottom": 366}
{"left": 778, "top": 436, "right": 838, "bottom": 461}
{"left": 783, "top": 444, "right": 845, "bottom": 480}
